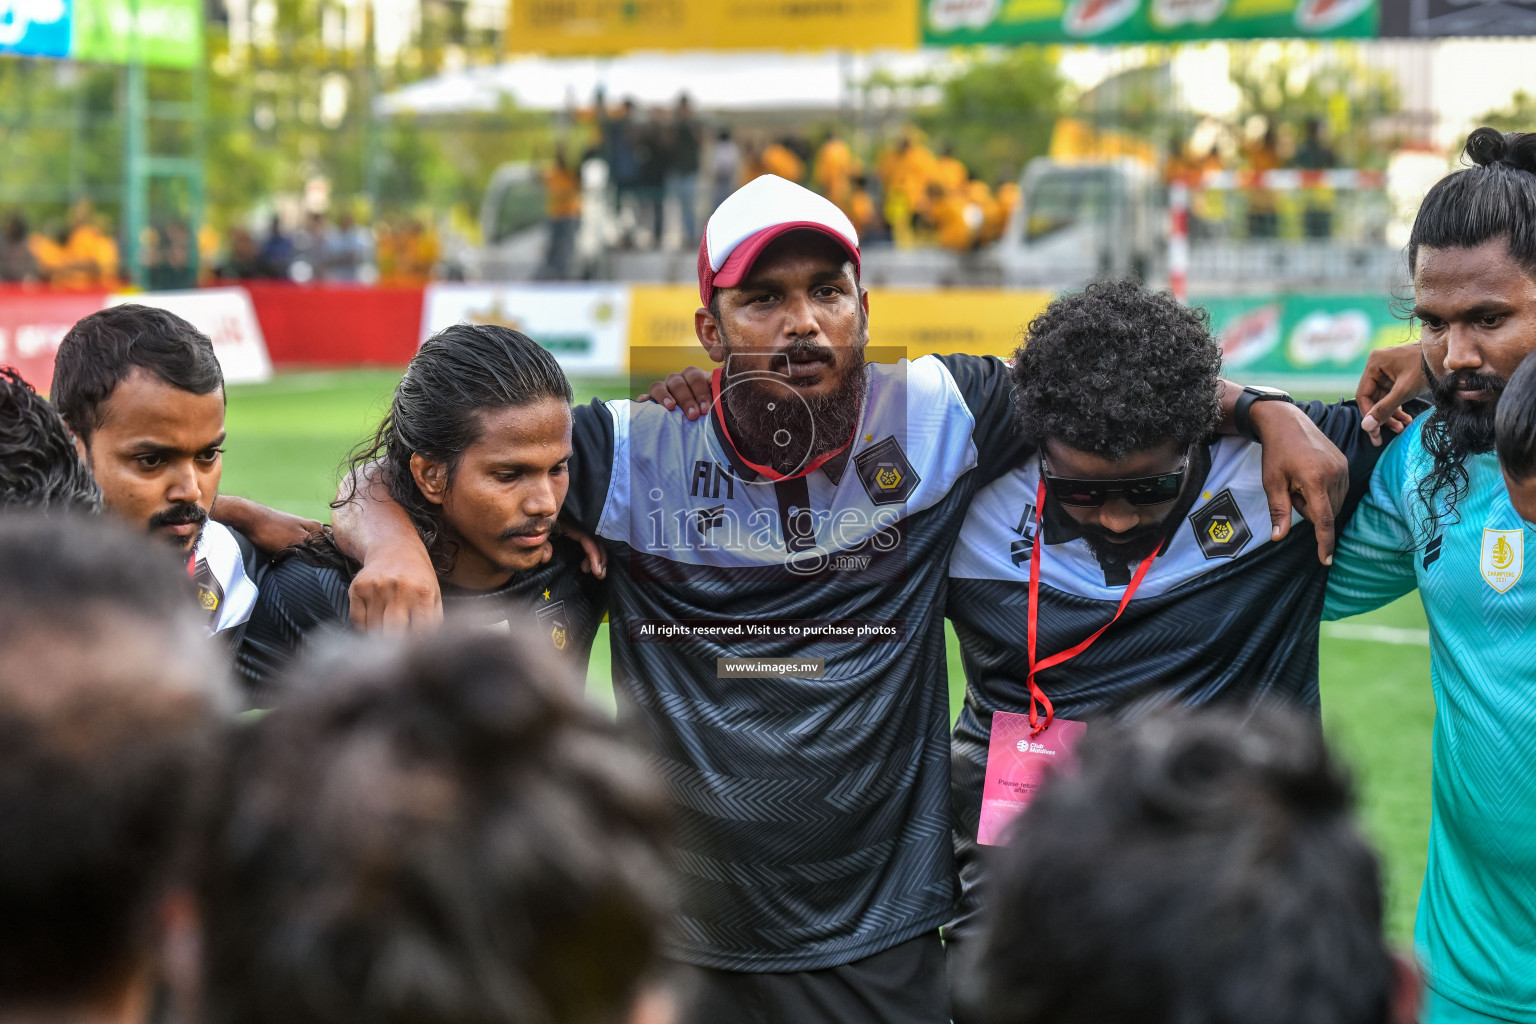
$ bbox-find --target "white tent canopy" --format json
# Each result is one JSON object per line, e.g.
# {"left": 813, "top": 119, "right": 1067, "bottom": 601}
{"left": 375, "top": 50, "right": 954, "bottom": 117}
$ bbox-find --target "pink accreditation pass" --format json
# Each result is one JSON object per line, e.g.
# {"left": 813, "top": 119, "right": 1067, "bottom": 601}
{"left": 977, "top": 710, "right": 1087, "bottom": 846}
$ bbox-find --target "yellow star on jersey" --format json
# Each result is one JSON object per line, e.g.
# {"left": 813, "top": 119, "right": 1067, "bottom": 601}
{"left": 864, "top": 434, "right": 873, "bottom": 442}
{"left": 1201, "top": 491, "right": 1212, "bottom": 501}
{"left": 542, "top": 589, "right": 550, "bottom": 600}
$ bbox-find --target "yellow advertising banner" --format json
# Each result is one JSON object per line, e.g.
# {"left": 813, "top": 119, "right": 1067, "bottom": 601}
{"left": 509, "top": 0, "right": 921, "bottom": 54}
{"left": 625, "top": 284, "right": 1051, "bottom": 367}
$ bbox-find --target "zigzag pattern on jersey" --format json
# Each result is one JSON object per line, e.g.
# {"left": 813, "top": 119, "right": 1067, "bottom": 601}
{"left": 671, "top": 840, "right": 901, "bottom": 887}
{"left": 671, "top": 834, "right": 951, "bottom": 930}
{"left": 637, "top": 684, "right": 906, "bottom": 739}
{"left": 667, "top": 888, "right": 953, "bottom": 971}
{"left": 648, "top": 733, "right": 926, "bottom": 823}
{"left": 1421, "top": 624, "right": 1536, "bottom": 1013}
{"left": 584, "top": 355, "right": 1024, "bottom": 972}
{"left": 1433, "top": 623, "right": 1536, "bottom": 868}
{"left": 1326, "top": 429, "right": 1536, "bottom": 1018}
{"left": 949, "top": 560, "right": 1325, "bottom": 721}
{"left": 656, "top": 764, "right": 950, "bottom": 861}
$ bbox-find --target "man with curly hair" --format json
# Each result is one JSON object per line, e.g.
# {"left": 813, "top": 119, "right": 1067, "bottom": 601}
{"left": 944, "top": 279, "right": 1420, "bottom": 960}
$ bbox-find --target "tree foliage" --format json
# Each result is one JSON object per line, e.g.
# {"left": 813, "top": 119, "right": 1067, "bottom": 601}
{"left": 0, "top": 60, "right": 122, "bottom": 234}
{"left": 901, "top": 47, "right": 1065, "bottom": 185}
{"left": 1475, "top": 90, "right": 1536, "bottom": 139}
{"left": 1227, "top": 41, "right": 1402, "bottom": 167}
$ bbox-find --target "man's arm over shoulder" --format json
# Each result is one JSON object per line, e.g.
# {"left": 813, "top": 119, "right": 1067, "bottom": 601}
{"left": 1323, "top": 422, "right": 1421, "bottom": 620}
{"left": 1297, "top": 396, "right": 1428, "bottom": 517}
{"left": 932, "top": 353, "right": 1029, "bottom": 478}
{"left": 212, "top": 494, "right": 323, "bottom": 554}
{"left": 330, "top": 465, "right": 442, "bottom": 631}
{"left": 332, "top": 400, "right": 617, "bottom": 630}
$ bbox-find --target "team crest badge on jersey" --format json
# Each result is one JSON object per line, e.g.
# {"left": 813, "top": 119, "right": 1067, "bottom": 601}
{"left": 854, "top": 436, "right": 919, "bottom": 506}
{"left": 537, "top": 600, "right": 570, "bottom": 651}
{"left": 1188, "top": 489, "right": 1252, "bottom": 559}
{"left": 190, "top": 559, "right": 223, "bottom": 622}
{"left": 1481, "top": 529, "right": 1523, "bottom": 593}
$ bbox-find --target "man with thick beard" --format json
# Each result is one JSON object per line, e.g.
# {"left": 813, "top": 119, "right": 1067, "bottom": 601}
{"left": 336, "top": 175, "right": 1359, "bottom": 1024}
{"left": 338, "top": 173, "right": 1020, "bottom": 1024}
{"left": 1326, "top": 127, "right": 1536, "bottom": 1024}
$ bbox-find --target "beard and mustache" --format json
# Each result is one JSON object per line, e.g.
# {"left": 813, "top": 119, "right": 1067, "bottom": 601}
{"left": 717, "top": 334, "right": 868, "bottom": 477}
{"left": 1077, "top": 520, "right": 1169, "bottom": 567}
{"left": 147, "top": 502, "right": 208, "bottom": 548}
{"left": 1422, "top": 353, "right": 1506, "bottom": 456}
{"left": 1415, "top": 353, "right": 1509, "bottom": 539}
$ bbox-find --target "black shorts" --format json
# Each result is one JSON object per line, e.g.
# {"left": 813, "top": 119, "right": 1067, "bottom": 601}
{"left": 672, "top": 932, "right": 949, "bottom": 1024}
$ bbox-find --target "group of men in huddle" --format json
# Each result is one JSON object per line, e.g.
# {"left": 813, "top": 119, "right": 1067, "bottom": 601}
{"left": 7, "top": 125, "right": 1536, "bottom": 1024}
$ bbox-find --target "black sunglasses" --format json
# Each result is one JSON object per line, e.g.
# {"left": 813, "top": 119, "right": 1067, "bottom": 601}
{"left": 1040, "top": 453, "right": 1189, "bottom": 508}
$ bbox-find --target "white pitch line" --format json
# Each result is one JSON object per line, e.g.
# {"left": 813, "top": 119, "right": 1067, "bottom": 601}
{"left": 1322, "top": 623, "right": 1431, "bottom": 646}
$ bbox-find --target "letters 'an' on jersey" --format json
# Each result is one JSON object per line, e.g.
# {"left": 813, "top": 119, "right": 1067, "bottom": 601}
{"left": 563, "top": 353, "right": 1022, "bottom": 973}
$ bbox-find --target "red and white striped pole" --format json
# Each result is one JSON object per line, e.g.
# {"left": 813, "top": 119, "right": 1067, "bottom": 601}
{"left": 1168, "top": 180, "right": 1189, "bottom": 303}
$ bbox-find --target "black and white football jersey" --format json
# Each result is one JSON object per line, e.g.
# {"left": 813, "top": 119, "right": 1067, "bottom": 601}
{"left": 945, "top": 399, "right": 1404, "bottom": 939}
{"left": 193, "top": 520, "right": 262, "bottom": 640}
{"left": 564, "top": 353, "right": 1023, "bottom": 973}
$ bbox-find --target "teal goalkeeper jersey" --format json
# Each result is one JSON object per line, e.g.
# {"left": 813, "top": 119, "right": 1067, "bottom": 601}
{"left": 1326, "top": 417, "right": 1536, "bottom": 1022}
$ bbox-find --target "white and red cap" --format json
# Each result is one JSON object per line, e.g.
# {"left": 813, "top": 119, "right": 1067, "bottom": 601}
{"left": 697, "top": 174, "right": 861, "bottom": 307}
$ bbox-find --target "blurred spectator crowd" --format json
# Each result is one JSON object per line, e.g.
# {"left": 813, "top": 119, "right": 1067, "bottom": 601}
{"left": 0, "top": 200, "right": 445, "bottom": 290}
{"left": 1165, "top": 115, "right": 1345, "bottom": 240}
{"left": 544, "top": 92, "right": 1024, "bottom": 274}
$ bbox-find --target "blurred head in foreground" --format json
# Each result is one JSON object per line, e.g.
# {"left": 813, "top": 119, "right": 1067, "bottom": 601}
{"left": 51, "top": 304, "right": 226, "bottom": 552}
{"left": 964, "top": 708, "right": 1416, "bottom": 1024}
{"left": 0, "top": 366, "right": 101, "bottom": 512}
{"left": 0, "top": 513, "right": 231, "bottom": 1019}
{"left": 200, "top": 625, "right": 674, "bottom": 1024}
{"left": 1497, "top": 349, "right": 1536, "bottom": 524}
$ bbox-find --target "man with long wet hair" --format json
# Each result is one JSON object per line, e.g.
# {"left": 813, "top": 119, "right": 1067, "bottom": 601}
{"left": 237, "top": 322, "right": 608, "bottom": 701}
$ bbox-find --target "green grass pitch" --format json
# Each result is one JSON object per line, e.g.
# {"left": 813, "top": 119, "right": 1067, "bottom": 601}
{"left": 223, "top": 369, "right": 1435, "bottom": 948}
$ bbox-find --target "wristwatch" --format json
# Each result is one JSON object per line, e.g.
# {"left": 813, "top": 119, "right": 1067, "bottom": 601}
{"left": 1233, "top": 384, "right": 1293, "bottom": 443}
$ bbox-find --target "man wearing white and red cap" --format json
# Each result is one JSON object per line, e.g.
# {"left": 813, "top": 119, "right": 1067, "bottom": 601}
{"left": 334, "top": 174, "right": 1358, "bottom": 1024}
{"left": 336, "top": 173, "right": 1025, "bottom": 1022}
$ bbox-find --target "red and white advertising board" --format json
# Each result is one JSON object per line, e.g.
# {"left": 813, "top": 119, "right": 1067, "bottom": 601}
{"left": 109, "top": 288, "right": 273, "bottom": 385}
{"left": 0, "top": 287, "right": 272, "bottom": 394}
{"left": 0, "top": 290, "right": 110, "bottom": 393}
